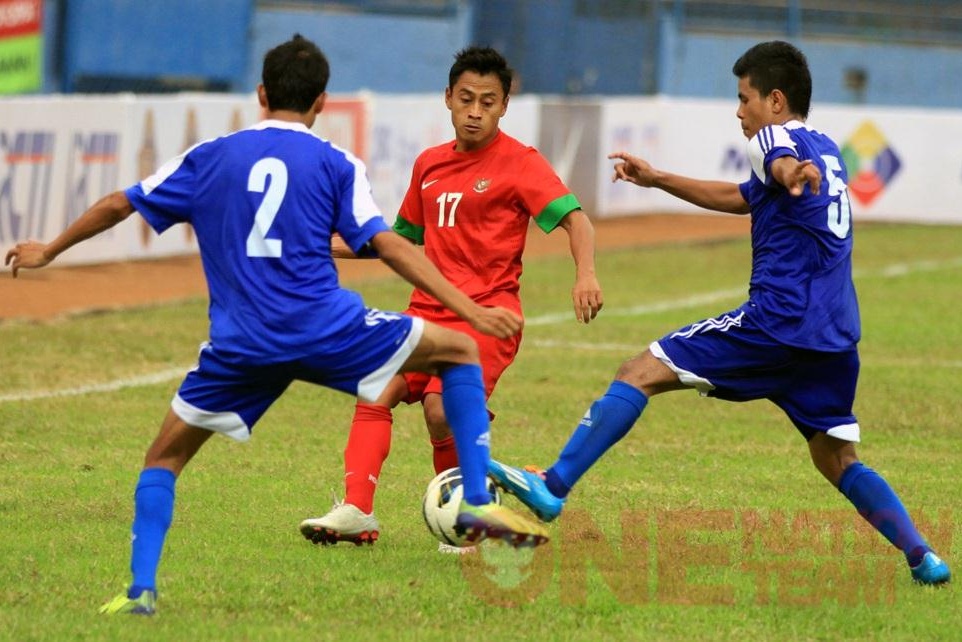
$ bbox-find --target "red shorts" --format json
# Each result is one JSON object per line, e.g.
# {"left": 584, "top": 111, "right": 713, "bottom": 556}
{"left": 401, "top": 304, "right": 521, "bottom": 418}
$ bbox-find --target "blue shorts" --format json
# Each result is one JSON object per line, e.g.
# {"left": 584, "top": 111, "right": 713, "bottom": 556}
{"left": 651, "top": 306, "right": 860, "bottom": 442}
{"left": 170, "top": 310, "right": 423, "bottom": 441}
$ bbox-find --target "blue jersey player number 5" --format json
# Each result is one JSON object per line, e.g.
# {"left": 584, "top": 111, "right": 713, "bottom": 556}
{"left": 822, "top": 154, "right": 851, "bottom": 239}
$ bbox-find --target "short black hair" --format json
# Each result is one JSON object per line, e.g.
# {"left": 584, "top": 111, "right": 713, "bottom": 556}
{"left": 448, "top": 46, "right": 513, "bottom": 98}
{"left": 732, "top": 40, "right": 812, "bottom": 119}
{"left": 261, "top": 34, "right": 330, "bottom": 113}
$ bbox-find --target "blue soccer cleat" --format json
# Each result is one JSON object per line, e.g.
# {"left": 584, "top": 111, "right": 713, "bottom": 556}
{"left": 911, "top": 551, "right": 951, "bottom": 586}
{"left": 98, "top": 588, "right": 157, "bottom": 615}
{"left": 487, "top": 459, "right": 566, "bottom": 522}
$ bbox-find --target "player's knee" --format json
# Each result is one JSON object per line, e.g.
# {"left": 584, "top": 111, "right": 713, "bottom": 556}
{"left": 414, "top": 323, "right": 480, "bottom": 372}
{"left": 446, "top": 329, "right": 479, "bottom": 363}
{"left": 809, "top": 439, "right": 859, "bottom": 487}
{"left": 423, "top": 403, "right": 450, "bottom": 440}
{"left": 614, "top": 350, "right": 675, "bottom": 395}
{"left": 431, "top": 323, "right": 478, "bottom": 360}
{"left": 613, "top": 352, "right": 640, "bottom": 379}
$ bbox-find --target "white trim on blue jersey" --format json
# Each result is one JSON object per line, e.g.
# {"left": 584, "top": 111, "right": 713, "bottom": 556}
{"left": 171, "top": 393, "right": 250, "bottom": 441}
{"left": 649, "top": 340, "right": 715, "bottom": 396}
{"left": 747, "top": 121, "right": 801, "bottom": 184}
{"left": 669, "top": 310, "right": 744, "bottom": 339}
{"left": 141, "top": 150, "right": 188, "bottom": 196}
{"left": 827, "top": 423, "right": 860, "bottom": 442}
{"left": 357, "top": 317, "right": 425, "bottom": 402}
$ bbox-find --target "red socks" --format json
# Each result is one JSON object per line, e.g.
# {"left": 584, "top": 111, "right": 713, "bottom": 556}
{"left": 430, "top": 435, "right": 459, "bottom": 474}
{"left": 342, "top": 403, "right": 463, "bottom": 512}
{"left": 343, "top": 403, "right": 392, "bottom": 514}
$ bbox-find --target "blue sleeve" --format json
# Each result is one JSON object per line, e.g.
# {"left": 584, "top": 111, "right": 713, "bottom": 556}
{"left": 124, "top": 152, "right": 195, "bottom": 234}
{"left": 748, "top": 125, "right": 798, "bottom": 187}
{"left": 333, "top": 154, "right": 390, "bottom": 255}
{"left": 352, "top": 218, "right": 390, "bottom": 257}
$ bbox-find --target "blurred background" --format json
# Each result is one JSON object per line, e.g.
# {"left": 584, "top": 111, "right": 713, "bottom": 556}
{"left": 1, "top": 1, "right": 961, "bottom": 267}
{"left": 5, "top": 0, "right": 960, "bottom": 106}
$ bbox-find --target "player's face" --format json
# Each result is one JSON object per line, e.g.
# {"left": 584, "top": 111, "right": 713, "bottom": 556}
{"left": 735, "top": 76, "right": 775, "bottom": 140}
{"left": 445, "top": 71, "right": 508, "bottom": 152}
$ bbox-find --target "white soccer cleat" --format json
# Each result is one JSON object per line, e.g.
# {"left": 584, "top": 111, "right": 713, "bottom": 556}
{"left": 437, "top": 541, "right": 478, "bottom": 555}
{"left": 299, "top": 499, "right": 380, "bottom": 546}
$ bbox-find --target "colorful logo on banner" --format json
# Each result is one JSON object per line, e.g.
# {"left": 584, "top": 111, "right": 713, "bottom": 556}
{"left": 0, "top": 129, "right": 54, "bottom": 242}
{"left": 840, "top": 121, "right": 901, "bottom": 207}
{"left": 0, "top": 0, "right": 44, "bottom": 94}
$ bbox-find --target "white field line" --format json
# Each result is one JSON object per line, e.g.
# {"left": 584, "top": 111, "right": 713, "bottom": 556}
{"left": 525, "top": 256, "right": 962, "bottom": 326}
{"left": 525, "top": 287, "right": 746, "bottom": 326}
{"left": 3, "top": 256, "right": 961, "bottom": 405}
{"left": 0, "top": 368, "right": 186, "bottom": 403}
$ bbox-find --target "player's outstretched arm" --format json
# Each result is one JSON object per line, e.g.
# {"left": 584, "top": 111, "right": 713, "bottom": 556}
{"left": 770, "top": 157, "right": 821, "bottom": 197}
{"left": 330, "top": 233, "right": 360, "bottom": 259}
{"left": 5, "top": 191, "right": 135, "bottom": 277}
{"left": 331, "top": 230, "right": 417, "bottom": 259}
{"left": 608, "top": 151, "right": 749, "bottom": 214}
{"left": 557, "top": 210, "right": 603, "bottom": 324}
{"left": 370, "top": 230, "right": 522, "bottom": 339}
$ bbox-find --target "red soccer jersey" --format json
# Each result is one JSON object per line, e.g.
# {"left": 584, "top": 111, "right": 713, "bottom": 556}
{"left": 393, "top": 130, "right": 580, "bottom": 313}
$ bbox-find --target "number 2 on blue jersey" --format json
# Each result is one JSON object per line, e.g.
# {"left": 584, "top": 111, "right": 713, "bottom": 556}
{"left": 246, "top": 157, "right": 287, "bottom": 257}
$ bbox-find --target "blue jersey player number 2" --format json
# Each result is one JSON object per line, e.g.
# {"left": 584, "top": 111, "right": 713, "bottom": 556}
{"left": 5, "top": 34, "right": 551, "bottom": 616}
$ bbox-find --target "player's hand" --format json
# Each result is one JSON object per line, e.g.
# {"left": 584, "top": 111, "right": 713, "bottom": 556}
{"left": 572, "top": 274, "right": 603, "bottom": 324}
{"left": 5, "top": 241, "right": 51, "bottom": 278}
{"left": 790, "top": 159, "right": 822, "bottom": 196}
{"left": 773, "top": 157, "right": 822, "bottom": 197}
{"left": 608, "top": 151, "right": 658, "bottom": 188}
{"left": 468, "top": 305, "right": 523, "bottom": 339}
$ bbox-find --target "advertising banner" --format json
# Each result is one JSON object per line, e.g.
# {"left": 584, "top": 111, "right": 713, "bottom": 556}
{"left": 0, "top": 0, "right": 42, "bottom": 94}
{"left": 0, "top": 94, "right": 259, "bottom": 265}
{"left": 598, "top": 97, "right": 962, "bottom": 223}
{"left": 2, "top": 91, "right": 959, "bottom": 267}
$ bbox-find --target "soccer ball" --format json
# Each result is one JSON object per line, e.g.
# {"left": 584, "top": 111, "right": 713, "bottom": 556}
{"left": 422, "top": 467, "right": 501, "bottom": 547}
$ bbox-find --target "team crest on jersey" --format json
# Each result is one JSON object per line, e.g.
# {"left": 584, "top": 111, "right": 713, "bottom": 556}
{"left": 473, "top": 178, "right": 491, "bottom": 193}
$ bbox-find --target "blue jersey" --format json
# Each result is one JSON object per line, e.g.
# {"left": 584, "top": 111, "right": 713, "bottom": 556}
{"left": 737, "top": 121, "right": 860, "bottom": 351}
{"left": 125, "top": 119, "right": 390, "bottom": 360}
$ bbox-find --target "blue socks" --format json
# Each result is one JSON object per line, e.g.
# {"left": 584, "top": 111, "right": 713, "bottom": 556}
{"left": 838, "top": 461, "right": 930, "bottom": 566}
{"left": 128, "top": 467, "right": 176, "bottom": 598}
{"left": 546, "top": 381, "right": 648, "bottom": 498}
{"left": 441, "top": 364, "right": 491, "bottom": 506}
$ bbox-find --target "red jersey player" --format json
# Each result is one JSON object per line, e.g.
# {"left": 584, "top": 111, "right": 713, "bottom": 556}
{"left": 299, "top": 46, "right": 603, "bottom": 550}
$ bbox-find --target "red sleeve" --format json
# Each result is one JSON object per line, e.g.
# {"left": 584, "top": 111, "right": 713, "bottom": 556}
{"left": 514, "top": 148, "right": 575, "bottom": 228}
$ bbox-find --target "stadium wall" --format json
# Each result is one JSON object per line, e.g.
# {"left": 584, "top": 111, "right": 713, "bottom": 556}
{"left": 246, "top": 5, "right": 473, "bottom": 94}
{"left": 655, "top": 30, "right": 962, "bottom": 110}
{"left": 1, "top": 93, "right": 959, "bottom": 266}
{"left": 33, "top": 1, "right": 962, "bottom": 109}
{"left": 51, "top": 0, "right": 253, "bottom": 93}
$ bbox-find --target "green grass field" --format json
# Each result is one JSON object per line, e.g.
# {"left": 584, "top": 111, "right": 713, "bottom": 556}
{"left": 1, "top": 222, "right": 960, "bottom": 641}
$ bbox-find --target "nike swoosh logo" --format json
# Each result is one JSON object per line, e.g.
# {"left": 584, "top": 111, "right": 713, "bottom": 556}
{"left": 421, "top": 179, "right": 439, "bottom": 189}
